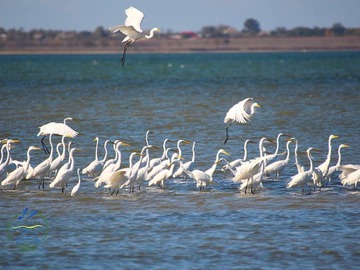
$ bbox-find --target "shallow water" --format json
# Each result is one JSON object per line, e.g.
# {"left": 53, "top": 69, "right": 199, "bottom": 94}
{"left": 1, "top": 52, "right": 360, "bottom": 269}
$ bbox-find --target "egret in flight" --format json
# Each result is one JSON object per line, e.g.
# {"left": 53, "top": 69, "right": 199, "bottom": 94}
{"left": 108, "top": 6, "right": 160, "bottom": 66}
{"left": 37, "top": 117, "right": 78, "bottom": 154}
{"left": 224, "top": 98, "right": 260, "bottom": 144}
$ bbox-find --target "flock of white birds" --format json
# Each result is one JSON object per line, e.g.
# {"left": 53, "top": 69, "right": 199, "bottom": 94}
{"left": 1, "top": 97, "right": 359, "bottom": 196}
{"left": 1, "top": 7, "right": 359, "bottom": 196}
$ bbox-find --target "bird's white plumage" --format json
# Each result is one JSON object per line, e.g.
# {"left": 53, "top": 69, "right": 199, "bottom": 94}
{"left": 224, "top": 98, "right": 260, "bottom": 125}
{"left": 125, "top": 6, "right": 144, "bottom": 33}
{"left": 38, "top": 117, "right": 78, "bottom": 138}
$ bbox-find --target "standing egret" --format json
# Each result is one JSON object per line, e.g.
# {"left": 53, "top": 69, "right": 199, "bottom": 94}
{"left": 49, "top": 147, "right": 77, "bottom": 193}
{"left": 71, "top": 168, "right": 82, "bottom": 197}
{"left": 287, "top": 148, "right": 317, "bottom": 194}
{"left": 181, "top": 149, "right": 230, "bottom": 191}
{"left": 146, "top": 148, "right": 173, "bottom": 181}
{"left": 26, "top": 134, "right": 54, "bottom": 189}
{"left": 148, "top": 155, "right": 180, "bottom": 188}
{"left": 1, "top": 146, "right": 41, "bottom": 189}
{"left": 317, "top": 134, "right": 339, "bottom": 180}
{"left": 264, "top": 139, "right": 294, "bottom": 179}
{"left": 221, "top": 139, "right": 255, "bottom": 173}
{"left": 105, "top": 152, "right": 139, "bottom": 196}
{"left": 0, "top": 139, "right": 20, "bottom": 179}
{"left": 108, "top": 6, "right": 160, "bottom": 66}
{"left": 326, "top": 144, "right": 350, "bottom": 183}
{"left": 148, "top": 138, "right": 173, "bottom": 170}
{"left": 173, "top": 141, "right": 196, "bottom": 179}
{"left": 94, "top": 141, "right": 129, "bottom": 188}
{"left": 49, "top": 135, "right": 67, "bottom": 175}
{"left": 82, "top": 139, "right": 111, "bottom": 177}
{"left": 233, "top": 137, "right": 271, "bottom": 194}
{"left": 224, "top": 98, "right": 260, "bottom": 144}
{"left": 294, "top": 138, "right": 305, "bottom": 174}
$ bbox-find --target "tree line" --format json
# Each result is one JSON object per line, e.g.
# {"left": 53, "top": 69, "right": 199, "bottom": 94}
{"left": 0, "top": 19, "right": 359, "bottom": 50}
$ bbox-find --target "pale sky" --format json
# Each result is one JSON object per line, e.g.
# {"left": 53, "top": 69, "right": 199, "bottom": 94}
{"left": 1, "top": 0, "right": 359, "bottom": 32}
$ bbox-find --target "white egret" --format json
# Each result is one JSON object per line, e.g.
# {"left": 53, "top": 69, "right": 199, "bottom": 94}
{"left": 233, "top": 137, "right": 271, "bottom": 194}
{"left": 339, "top": 164, "right": 360, "bottom": 182}
{"left": 224, "top": 98, "right": 260, "bottom": 144}
{"left": 94, "top": 141, "right": 129, "bottom": 188}
{"left": 82, "top": 139, "right": 111, "bottom": 176}
{"left": 0, "top": 139, "right": 20, "bottom": 179}
{"left": 173, "top": 141, "right": 196, "bottom": 179}
{"left": 1, "top": 146, "right": 41, "bottom": 189}
{"left": 71, "top": 168, "right": 82, "bottom": 197}
{"left": 26, "top": 134, "right": 54, "bottom": 189}
{"left": 286, "top": 148, "right": 317, "bottom": 194}
{"left": 37, "top": 117, "right": 78, "bottom": 154}
{"left": 105, "top": 152, "right": 139, "bottom": 196}
{"left": 108, "top": 6, "right": 160, "bottom": 66}
{"left": 148, "top": 138, "right": 173, "bottom": 170}
{"left": 264, "top": 139, "right": 294, "bottom": 179}
{"left": 340, "top": 167, "right": 360, "bottom": 187}
{"left": 221, "top": 139, "right": 255, "bottom": 173}
{"left": 122, "top": 145, "right": 155, "bottom": 192}
{"left": 317, "top": 134, "right": 339, "bottom": 179}
{"left": 181, "top": 149, "right": 230, "bottom": 191}
{"left": 294, "top": 138, "right": 305, "bottom": 174}
{"left": 148, "top": 154, "right": 180, "bottom": 188}
{"left": 326, "top": 144, "right": 350, "bottom": 183}
{"left": 49, "top": 135, "right": 67, "bottom": 175}
{"left": 37, "top": 117, "right": 78, "bottom": 138}
{"left": 146, "top": 148, "right": 173, "bottom": 181}
{"left": 136, "top": 145, "right": 157, "bottom": 190}
{"left": 49, "top": 147, "right": 77, "bottom": 193}
{"left": 263, "top": 132, "right": 291, "bottom": 164}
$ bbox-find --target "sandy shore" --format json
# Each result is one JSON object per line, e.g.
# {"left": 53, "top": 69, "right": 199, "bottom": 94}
{"left": 1, "top": 36, "right": 359, "bottom": 54}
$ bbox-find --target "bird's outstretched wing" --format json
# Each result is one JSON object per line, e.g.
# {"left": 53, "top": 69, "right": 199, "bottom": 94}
{"left": 224, "top": 98, "right": 254, "bottom": 124}
{"left": 125, "top": 6, "right": 144, "bottom": 33}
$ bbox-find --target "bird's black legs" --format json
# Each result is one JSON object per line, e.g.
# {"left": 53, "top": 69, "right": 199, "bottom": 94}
{"left": 41, "top": 136, "right": 50, "bottom": 155}
{"left": 121, "top": 41, "right": 132, "bottom": 67}
{"left": 224, "top": 122, "right": 233, "bottom": 144}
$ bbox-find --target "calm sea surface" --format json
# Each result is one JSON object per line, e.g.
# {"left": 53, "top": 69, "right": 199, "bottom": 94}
{"left": 1, "top": 52, "right": 360, "bottom": 269}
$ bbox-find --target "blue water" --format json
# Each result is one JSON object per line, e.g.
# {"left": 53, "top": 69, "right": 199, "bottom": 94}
{"left": 1, "top": 52, "right": 360, "bottom": 269}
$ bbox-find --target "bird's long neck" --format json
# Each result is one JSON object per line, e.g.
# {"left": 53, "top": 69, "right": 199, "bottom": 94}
{"left": 145, "top": 28, "right": 158, "bottom": 39}
{"left": 326, "top": 137, "right": 333, "bottom": 162}
{"left": 95, "top": 138, "right": 99, "bottom": 161}
{"left": 191, "top": 143, "right": 196, "bottom": 162}
{"left": 48, "top": 134, "right": 54, "bottom": 162}
{"left": 115, "top": 146, "right": 122, "bottom": 168}
{"left": 101, "top": 141, "right": 109, "bottom": 163}
{"left": 69, "top": 149, "right": 75, "bottom": 170}
{"left": 274, "top": 135, "right": 281, "bottom": 155}
{"left": 61, "top": 136, "right": 66, "bottom": 159}
{"left": 4, "top": 143, "right": 11, "bottom": 165}
{"left": 285, "top": 142, "right": 291, "bottom": 161}
{"left": 24, "top": 148, "right": 32, "bottom": 171}
{"left": 0, "top": 144, "right": 6, "bottom": 164}
{"left": 243, "top": 140, "right": 249, "bottom": 161}
{"left": 308, "top": 151, "right": 314, "bottom": 172}
{"left": 335, "top": 146, "right": 343, "bottom": 167}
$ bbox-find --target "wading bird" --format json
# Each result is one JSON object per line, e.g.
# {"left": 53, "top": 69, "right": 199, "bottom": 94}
{"left": 287, "top": 147, "right": 317, "bottom": 194}
{"left": 224, "top": 98, "right": 260, "bottom": 144}
{"left": 108, "top": 6, "right": 160, "bottom": 66}
{"left": 71, "top": 168, "right": 82, "bottom": 197}
{"left": 1, "top": 146, "right": 41, "bottom": 190}
{"left": 317, "top": 134, "right": 339, "bottom": 180}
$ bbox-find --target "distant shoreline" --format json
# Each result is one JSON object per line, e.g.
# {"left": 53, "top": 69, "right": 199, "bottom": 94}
{"left": 1, "top": 36, "right": 359, "bottom": 55}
